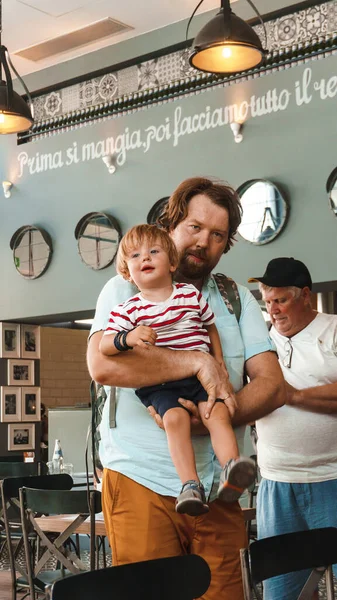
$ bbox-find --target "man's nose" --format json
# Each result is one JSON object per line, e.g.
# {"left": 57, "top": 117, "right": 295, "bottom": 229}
{"left": 196, "top": 231, "right": 209, "bottom": 248}
{"left": 267, "top": 302, "right": 279, "bottom": 314}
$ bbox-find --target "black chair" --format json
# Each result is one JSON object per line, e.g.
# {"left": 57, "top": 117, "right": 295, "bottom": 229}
{"left": 0, "top": 461, "right": 47, "bottom": 561}
{"left": 1, "top": 473, "right": 73, "bottom": 600}
{"left": 20, "top": 485, "right": 102, "bottom": 600}
{"left": 241, "top": 527, "right": 337, "bottom": 600}
{"left": 50, "top": 554, "right": 211, "bottom": 600}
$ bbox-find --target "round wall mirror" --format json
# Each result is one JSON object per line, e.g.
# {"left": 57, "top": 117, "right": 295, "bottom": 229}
{"left": 147, "top": 197, "right": 169, "bottom": 225}
{"left": 74, "top": 212, "right": 122, "bottom": 270}
{"left": 237, "top": 179, "right": 289, "bottom": 245}
{"left": 10, "top": 225, "right": 53, "bottom": 280}
{"left": 326, "top": 167, "right": 337, "bottom": 217}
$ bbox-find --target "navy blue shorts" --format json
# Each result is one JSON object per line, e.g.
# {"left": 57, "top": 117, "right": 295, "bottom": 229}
{"left": 136, "top": 376, "right": 209, "bottom": 418}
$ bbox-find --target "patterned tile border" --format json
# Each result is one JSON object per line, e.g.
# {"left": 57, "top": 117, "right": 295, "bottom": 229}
{"left": 20, "top": 0, "right": 337, "bottom": 143}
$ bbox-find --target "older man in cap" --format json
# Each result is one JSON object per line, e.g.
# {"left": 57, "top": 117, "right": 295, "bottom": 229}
{"left": 248, "top": 257, "right": 337, "bottom": 600}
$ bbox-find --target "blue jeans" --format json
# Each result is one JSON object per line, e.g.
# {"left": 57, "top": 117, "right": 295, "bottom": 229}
{"left": 257, "top": 478, "right": 337, "bottom": 600}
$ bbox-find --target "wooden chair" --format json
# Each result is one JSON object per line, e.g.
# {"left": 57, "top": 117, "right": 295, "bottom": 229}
{"left": 20, "top": 485, "right": 102, "bottom": 600}
{"left": 50, "top": 554, "right": 211, "bottom": 600}
{"left": 241, "top": 527, "right": 337, "bottom": 600}
{"left": 1, "top": 473, "right": 73, "bottom": 600}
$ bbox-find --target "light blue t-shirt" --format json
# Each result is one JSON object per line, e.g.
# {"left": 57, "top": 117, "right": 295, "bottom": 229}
{"left": 90, "top": 274, "right": 274, "bottom": 500}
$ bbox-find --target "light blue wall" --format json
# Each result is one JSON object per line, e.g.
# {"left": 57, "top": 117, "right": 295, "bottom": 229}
{"left": 1, "top": 55, "right": 337, "bottom": 320}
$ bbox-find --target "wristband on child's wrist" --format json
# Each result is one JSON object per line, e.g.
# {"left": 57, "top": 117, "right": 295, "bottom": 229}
{"left": 113, "top": 330, "right": 133, "bottom": 352}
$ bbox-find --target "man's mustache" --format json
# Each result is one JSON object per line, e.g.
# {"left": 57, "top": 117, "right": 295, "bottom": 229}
{"left": 185, "top": 250, "right": 207, "bottom": 261}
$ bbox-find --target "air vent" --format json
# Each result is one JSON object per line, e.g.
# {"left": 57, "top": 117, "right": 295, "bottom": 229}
{"left": 14, "top": 18, "right": 133, "bottom": 62}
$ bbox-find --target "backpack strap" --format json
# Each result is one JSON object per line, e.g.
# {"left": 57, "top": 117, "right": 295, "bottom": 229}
{"left": 213, "top": 273, "right": 241, "bottom": 324}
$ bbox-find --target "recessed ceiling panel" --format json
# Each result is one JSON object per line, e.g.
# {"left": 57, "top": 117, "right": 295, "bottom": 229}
{"left": 14, "top": 18, "right": 133, "bottom": 61}
{"left": 17, "top": 0, "right": 91, "bottom": 18}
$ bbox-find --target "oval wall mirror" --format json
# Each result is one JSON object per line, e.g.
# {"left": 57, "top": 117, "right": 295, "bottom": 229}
{"left": 147, "top": 197, "right": 169, "bottom": 225}
{"left": 74, "top": 212, "right": 122, "bottom": 270}
{"left": 10, "top": 225, "right": 53, "bottom": 280}
{"left": 237, "top": 179, "right": 289, "bottom": 245}
{"left": 326, "top": 167, "right": 337, "bottom": 217}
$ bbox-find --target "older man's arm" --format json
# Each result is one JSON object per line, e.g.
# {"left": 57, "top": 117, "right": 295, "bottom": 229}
{"left": 87, "top": 330, "right": 233, "bottom": 402}
{"left": 285, "top": 381, "right": 337, "bottom": 414}
{"left": 232, "top": 351, "right": 285, "bottom": 427}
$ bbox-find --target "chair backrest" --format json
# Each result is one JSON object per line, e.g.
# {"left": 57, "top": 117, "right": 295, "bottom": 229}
{"left": 1, "top": 474, "right": 74, "bottom": 598}
{"left": 0, "top": 461, "right": 47, "bottom": 478}
{"left": 241, "top": 528, "right": 337, "bottom": 600}
{"left": 51, "top": 554, "right": 211, "bottom": 600}
{"left": 20, "top": 486, "right": 102, "bottom": 599}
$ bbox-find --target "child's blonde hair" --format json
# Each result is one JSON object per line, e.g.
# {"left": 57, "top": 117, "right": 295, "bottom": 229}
{"left": 116, "top": 224, "right": 179, "bottom": 280}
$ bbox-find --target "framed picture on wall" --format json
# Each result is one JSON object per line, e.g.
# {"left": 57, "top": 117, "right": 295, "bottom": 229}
{"left": 8, "top": 359, "right": 34, "bottom": 386}
{"left": 21, "top": 387, "right": 41, "bottom": 422}
{"left": 0, "top": 387, "right": 21, "bottom": 422}
{"left": 8, "top": 423, "right": 35, "bottom": 451}
{"left": 21, "top": 325, "right": 40, "bottom": 359}
{"left": 0, "top": 323, "right": 21, "bottom": 358}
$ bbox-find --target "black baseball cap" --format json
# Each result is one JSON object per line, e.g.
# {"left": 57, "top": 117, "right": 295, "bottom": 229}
{"left": 248, "top": 257, "right": 312, "bottom": 290}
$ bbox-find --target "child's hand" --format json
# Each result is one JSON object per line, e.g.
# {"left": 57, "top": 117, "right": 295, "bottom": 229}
{"left": 126, "top": 326, "right": 157, "bottom": 349}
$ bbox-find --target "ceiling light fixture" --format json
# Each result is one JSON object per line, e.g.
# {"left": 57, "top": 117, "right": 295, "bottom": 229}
{"left": 188, "top": 0, "right": 267, "bottom": 75}
{"left": 0, "top": 0, "right": 34, "bottom": 134}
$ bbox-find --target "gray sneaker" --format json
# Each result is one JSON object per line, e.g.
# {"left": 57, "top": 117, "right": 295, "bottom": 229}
{"left": 175, "top": 480, "right": 209, "bottom": 516}
{"left": 217, "top": 457, "right": 257, "bottom": 503}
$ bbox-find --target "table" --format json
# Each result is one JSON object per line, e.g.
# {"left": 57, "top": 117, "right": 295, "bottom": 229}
{"left": 35, "top": 512, "right": 106, "bottom": 536}
{"left": 35, "top": 507, "right": 255, "bottom": 538}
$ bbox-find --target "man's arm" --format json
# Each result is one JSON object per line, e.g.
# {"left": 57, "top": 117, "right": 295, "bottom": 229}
{"left": 87, "top": 330, "right": 234, "bottom": 401}
{"left": 285, "top": 381, "right": 337, "bottom": 414}
{"left": 231, "top": 351, "right": 285, "bottom": 427}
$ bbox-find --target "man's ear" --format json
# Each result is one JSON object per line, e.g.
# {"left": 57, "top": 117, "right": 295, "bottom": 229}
{"left": 301, "top": 286, "right": 312, "bottom": 304}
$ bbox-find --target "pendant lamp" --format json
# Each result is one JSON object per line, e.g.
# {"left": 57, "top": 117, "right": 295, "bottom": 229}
{"left": 189, "top": 0, "right": 267, "bottom": 75}
{"left": 0, "top": 1, "right": 34, "bottom": 134}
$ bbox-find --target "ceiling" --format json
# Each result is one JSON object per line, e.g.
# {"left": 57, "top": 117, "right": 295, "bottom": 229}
{"left": 2, "top": 0, "right": 297, "bottom": 78}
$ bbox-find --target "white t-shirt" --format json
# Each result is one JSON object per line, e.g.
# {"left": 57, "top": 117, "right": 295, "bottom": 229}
{"left": 256, "top": 312, "right": 337, "bottom": 483}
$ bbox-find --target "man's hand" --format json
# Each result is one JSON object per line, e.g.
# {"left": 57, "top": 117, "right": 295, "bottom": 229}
{"left": 196, "top": 353, "right": 236, "bottom": 418}
{"left": 126, "top": 326, "right": 157, "bottom": 349}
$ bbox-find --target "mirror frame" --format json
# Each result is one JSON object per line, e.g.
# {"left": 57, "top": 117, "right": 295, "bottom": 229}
{"left": 236, "top": 179, "right": 289, "bottom": 246}
{"left": 10, "top": 225, "right": 53, "bottom": 280}
{"left": 147, "top": 197, "right": 169, "bottom": 225}
{"left": 326, "top": 167, "right": 337, "bottom": 217}
{"left": 74, "top": 211, "right": 122, "bottom": 270}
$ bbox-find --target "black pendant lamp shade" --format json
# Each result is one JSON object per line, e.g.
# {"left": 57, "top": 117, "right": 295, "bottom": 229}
{"left": 0, "top": 45, "right": 33, "bottom": 134}
{"left": 189, "top": 0, "right": 267, "bottom": 74}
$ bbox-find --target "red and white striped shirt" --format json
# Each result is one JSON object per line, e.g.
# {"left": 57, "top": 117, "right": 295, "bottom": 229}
{"left": 104, "top": 283, "right": 215, "bottom": 352}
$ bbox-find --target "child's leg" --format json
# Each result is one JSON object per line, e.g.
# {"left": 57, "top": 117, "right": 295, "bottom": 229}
{"left": 198, "top": 401, "right": 256, "bottom": 503}
{"left": 163, "top": 407, "right": 198, "bottom": 483}
{"left": 163, "top": 406, "right": 209, "bottom": 516}
{"left": 198, "top": 401, "right": 239, "bottom": 467}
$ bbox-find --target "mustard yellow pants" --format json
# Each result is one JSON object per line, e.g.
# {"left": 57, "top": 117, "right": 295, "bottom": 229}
{"left": 102, "top": 469, "right": 247, "bottom": 600}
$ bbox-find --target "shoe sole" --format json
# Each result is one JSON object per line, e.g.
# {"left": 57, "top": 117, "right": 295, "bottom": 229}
{"left": 218, "top": 460, "right": 256, "bottom": 503}
{"left": 176, "top": 499, "right": 209, "bottom": 517}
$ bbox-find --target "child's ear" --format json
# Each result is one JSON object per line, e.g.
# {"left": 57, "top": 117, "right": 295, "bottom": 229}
{"left": 170, "top": 264, "right": 177, "bottom": 273}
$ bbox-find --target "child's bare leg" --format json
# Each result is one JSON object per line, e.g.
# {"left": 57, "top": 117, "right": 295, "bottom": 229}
{"left": 163, "top": 406, "right": 209, "bottom": 516}
{"left": 199, "top": 401, "right": 256, "bottom": 503}
{"left": 163, "top": 407, "right": 198, "bottom": 483}
{"left": 198, "top": 401, "right": 239, "bottom": 467}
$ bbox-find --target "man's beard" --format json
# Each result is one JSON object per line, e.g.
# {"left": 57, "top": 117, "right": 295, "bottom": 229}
{"left": 177, "top": 250, "right": 211, "bottom": 280}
